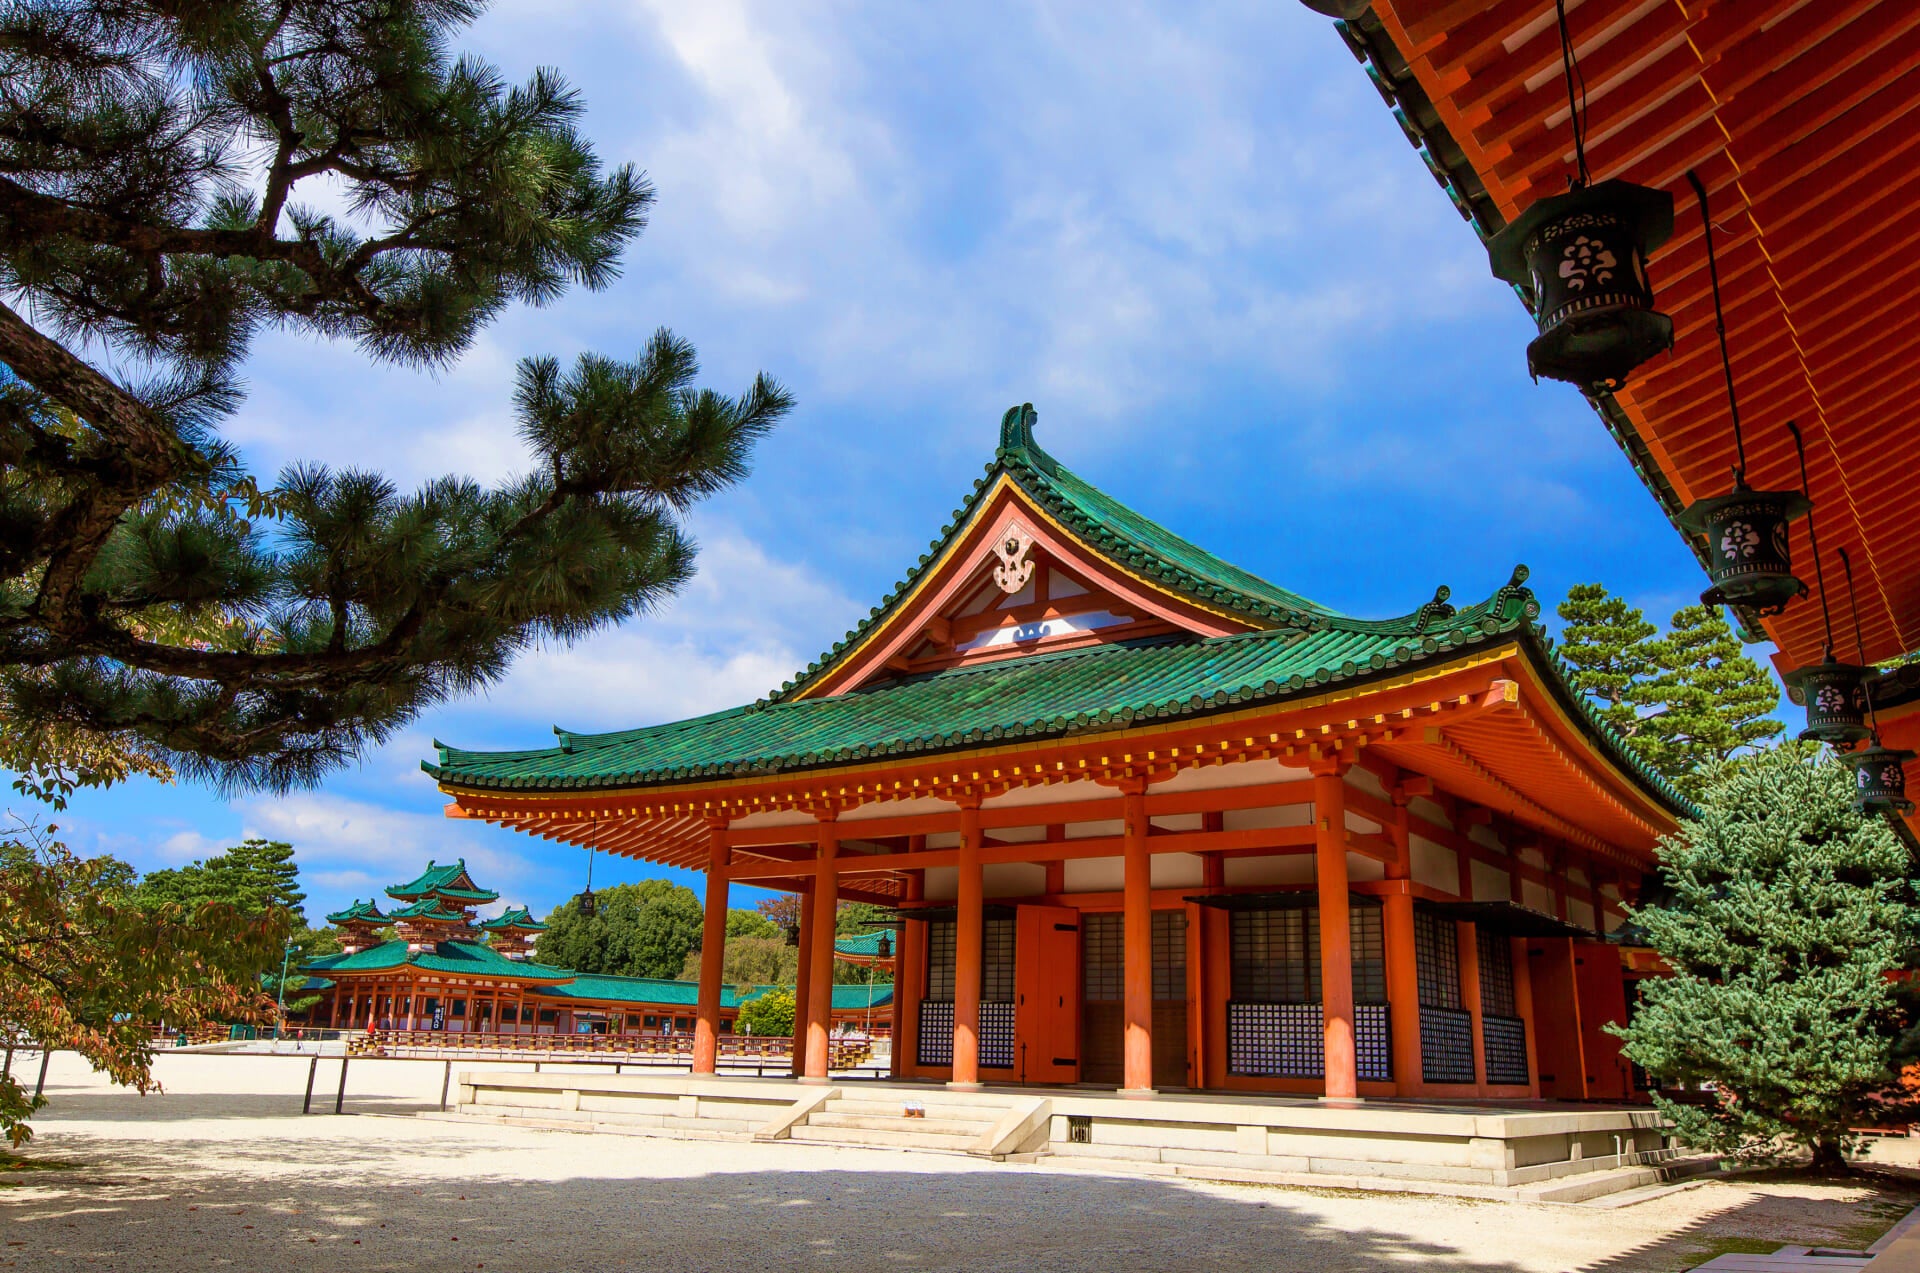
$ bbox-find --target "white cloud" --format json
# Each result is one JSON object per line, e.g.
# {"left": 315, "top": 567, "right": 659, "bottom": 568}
{"left": 235, "top": 791, "right": 535, "bottom": 892}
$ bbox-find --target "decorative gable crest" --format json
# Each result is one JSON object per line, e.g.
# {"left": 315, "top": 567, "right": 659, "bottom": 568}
{"left": 991, "top": 523, "right": 1036, "bottom": 593}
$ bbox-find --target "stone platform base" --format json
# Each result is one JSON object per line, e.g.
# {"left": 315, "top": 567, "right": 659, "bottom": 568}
{"left": 442, "top": 1070, "right": 1699, "bottom": 1202}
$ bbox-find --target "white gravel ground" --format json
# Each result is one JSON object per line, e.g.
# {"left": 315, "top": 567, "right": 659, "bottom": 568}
{"left": 2, "top": 1051, "right": 1914, "bottom": 1273}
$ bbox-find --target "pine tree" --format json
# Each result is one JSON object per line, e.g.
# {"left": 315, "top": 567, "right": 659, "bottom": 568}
{"left": 1634, "top": 605, "right": 1783, "bottom": 794}
{"left": 134, "top": 839, "right": 305, "bottom": 916}
{"left": 1614, "top": 746, "right": 1915, "bottom": 1171}
{"left": 1556, "top": 583, "right": 1657, "bottom": 738}
{"left": 0, "top": 4, "right": 790, "bottom": 793}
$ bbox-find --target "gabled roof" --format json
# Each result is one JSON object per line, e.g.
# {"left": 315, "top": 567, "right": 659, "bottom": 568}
{"left": 768, "top": 405, "right": 1342, "bottom": 703}
{"left": 386, "top": 859, "right": 498, "bottom": 903}
{"left": 477, "top": 905, "right": 546, "bottom": 932}
{"left": 429, "top": 573, "right": 1546, "bottom": 792}
{"left": 325, "top": 898, "right": 389, "bottom": 926}
{"left": 388, "top": 897, "right": 472, "bottom": 923}
{"left": 303, "top": 940, "right": 573, "bottom": 981}
{"left": 426, "top": 407, "right": 1689, "bottom": 827}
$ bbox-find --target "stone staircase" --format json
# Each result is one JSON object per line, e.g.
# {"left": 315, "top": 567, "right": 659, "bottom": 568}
{"left": 774, "top": 1089, "right": 1051, "bottom": 1160}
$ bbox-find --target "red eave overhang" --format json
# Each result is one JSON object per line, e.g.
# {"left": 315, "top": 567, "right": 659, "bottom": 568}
{"left": 1363, "top": 0, "right": 1920, "bottom": 669}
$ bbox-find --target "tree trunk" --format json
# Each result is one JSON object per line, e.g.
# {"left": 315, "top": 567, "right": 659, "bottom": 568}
{"left": 1808, "top": 1138, "right": 1849, "bottom": 1175}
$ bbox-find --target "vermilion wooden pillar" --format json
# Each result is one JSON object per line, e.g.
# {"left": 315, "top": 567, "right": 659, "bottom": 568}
{"left": 803, "top": 815, "right": 840, "bottom": 1082}
{"left": 693, "top": 817, "right": 731, "bottom": 1075}
{"left": 1120, "top": 779, "right": 1154, "bottom": 1093}
{"left": 791, "top": 884, "right": 814, "bottom": 1077}
{"left": 892, "top": 853, "right": 925, "bottom": 1078}
{"left": 1313, "top": 761, "right": 1358, "bottom": 1099}
{"left": 1384, "top": 785, "right": 1423, "bottom": 1095}
{"left": 951, "top": 797, "right": 984, "bottom": 1089}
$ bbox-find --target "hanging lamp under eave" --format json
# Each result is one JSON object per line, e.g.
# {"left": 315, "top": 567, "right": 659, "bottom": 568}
{"left": 1486, "top": 179, "right": 1675, "bottom": 391}
{"left": 1297, "top": 0, "right": 1369, "bottom": 18}
{"left": 1673, "top": 483, "right": 1811, "bottom": 613}
{"left": 1839, "top": 742, "right": 1916, "bottom": 817}
{"left": 574, "top": 888, "right": 596, "bottom": 918}
{"left": 1782, "top": 654, "right": 1875, "bottom": 744}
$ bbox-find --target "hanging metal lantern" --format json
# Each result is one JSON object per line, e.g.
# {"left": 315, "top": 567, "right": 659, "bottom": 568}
{"left": 1673, "top": 483, "right": 1810, "bottom": 613}
{"left": 876, "top": 932, "right": 893, "bottom": 960}
{"left": 1781, "top": 656, "right": 1874, "bottom": 745}
{"left": 1839, "top": 743, "right": 1915, "bottom": 817}
{"left": 574, "top": 889, "right": 596, "bottom": 918}
{"left": 1297, "top": 0, "right": 1369, "bottom": 17}
{"left": 1486, "top": 179, "right": 1674, "bottom": 391}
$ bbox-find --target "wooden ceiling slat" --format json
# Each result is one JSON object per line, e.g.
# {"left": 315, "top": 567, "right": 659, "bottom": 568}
{"left": 1453, "top": 0, "right": 1676, "bottom": 121}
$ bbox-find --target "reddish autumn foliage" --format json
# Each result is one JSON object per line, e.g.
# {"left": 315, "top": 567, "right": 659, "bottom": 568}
{"left": 0, "top": 822, "right": 286, "bottom": 1144}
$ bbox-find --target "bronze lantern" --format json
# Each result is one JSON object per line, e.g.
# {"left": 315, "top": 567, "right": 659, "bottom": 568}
{"left": 1840, "top": 743, "right": 1915, "bottom": 817}
{"left": 1781, "top": 655, "right": 1874, "bottom": 745}
{"left": 1297, "top": 0, "right": 1369, "bottom": 17}
{"left": 574, "top": 889, "right": 596, "bottom": 918}
{"left": 1486, "top": 179, "right": 1674, "bottom": 391}
{"left": 1674, "top": 483, "right": 1811, "bottom": 613}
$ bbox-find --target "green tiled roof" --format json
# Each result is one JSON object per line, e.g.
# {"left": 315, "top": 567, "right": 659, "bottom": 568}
{"left": 834, "top": 930, "right": 895, "bottom": 959}
{"left": 386, "top": 860, "right": 499, "bottom": 903}
{"left": 303, "top": 939, "right": 572, "bottom": 980}
{"left": 430, "top": 576, "right": 1536, "bottom": 791}
{"left": 325, "top": 899, "right": 389, "bottom": 925}
{"left": 478, "top": 905, "right": 546, "bottom": 932}
{"left": 388, "top": 897, "right": 472, "bottom": 922}
{"left": 426, "top": 410, "right": 1688, "bottom": 817}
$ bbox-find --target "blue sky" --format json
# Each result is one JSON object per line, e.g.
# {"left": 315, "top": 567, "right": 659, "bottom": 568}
{"left": 27, "top": 1, "right": 1721, "bottom": 924}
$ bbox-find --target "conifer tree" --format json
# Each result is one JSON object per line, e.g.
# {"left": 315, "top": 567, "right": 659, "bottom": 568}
{"left": 1615, "top": 746, "right": 1916, "bottom": 1171}
{"left": 1634, "top": 605, "right": 1783, "bottom": 793}
{"left": 1556, "top": 584, "right": 1657, "bottom": 738}
{"left": 0, "top": 2, "right": 790, "bottom": 794}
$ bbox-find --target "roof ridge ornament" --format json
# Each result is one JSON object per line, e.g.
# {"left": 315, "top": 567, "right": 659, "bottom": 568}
{"left": 991, "top": 523, "right": 1037, "bottom": 594}
{"left": 1411, "top": 585, "right": 1454, "bottom": 633}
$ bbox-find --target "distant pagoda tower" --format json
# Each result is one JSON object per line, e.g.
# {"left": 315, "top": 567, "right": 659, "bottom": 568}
{"left": 477, "top": 906, "right": 548, "bottom": 960}
{"left": 325, "top": 898, "right": 390, "bottom": 954}
{"left": 384, "top": 859, "right": 498, "bottom": 950}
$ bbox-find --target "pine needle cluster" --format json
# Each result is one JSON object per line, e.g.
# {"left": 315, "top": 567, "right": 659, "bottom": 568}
{"left": 0, "top": 3, "right": 791, "bottom": 792}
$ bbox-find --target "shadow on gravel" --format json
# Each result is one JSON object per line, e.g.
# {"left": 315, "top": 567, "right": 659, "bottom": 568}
{"left": 0, "top": 1151, "right": 1531, "bottom": 1273}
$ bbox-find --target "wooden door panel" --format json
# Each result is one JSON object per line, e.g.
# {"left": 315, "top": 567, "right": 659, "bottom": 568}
{"left": 1527, "top": 938, "right": 1584, "bottom": 1101}
{"left": 1017, "top": 905, "right": 1082, "bottom": 1084}
{"left": 1573, "top": 941, "right": 1632, "bottom": 1101}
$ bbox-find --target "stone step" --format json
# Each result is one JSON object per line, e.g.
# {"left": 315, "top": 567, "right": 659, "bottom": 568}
{"left": 788, "top": 1123, "right": 981, "bottom": 1152}
{"left": 808, "top": 1111, "right": 992, "bottom": 1136}
{"left": 832, "top": 1097, "right": 1007, "bottom": 1122}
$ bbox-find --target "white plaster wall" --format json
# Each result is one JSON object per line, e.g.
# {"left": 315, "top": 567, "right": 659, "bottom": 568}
{"left": 984, "top": 863, "right": 1046, "bottom": 898}
{"left": 1064, "top": 856, "right": 1125, "bottom": 892}
{"left": 1522, "top": 879, "right": 1554, "bottom": 915}
{"left": 1223, "top": 855, "right": 1315, "bottom": 886}
{"left": 1468, "top": 823, "right": 1504, "bottom": 853}
{"left": 983, "top": 779, "right": 1109, "bottom": 809}
{"left": 842, "top": 796, "right": 955, "bottom": 822}
{"left": 1345, "top": 852, "right": 1385, "bottom": 883}
{"left": 927, "top": 831, "right": 960, "bottom": 849}
{"left": 924, "top": 866, "right": 957, "bottom": 901}
{"left": 1566, "top": 898, "right": 1597, "bottom": 931}
{"left": 1345, "top": 766, "right": 1389, "bottom": 800}
{"left": 1410, "top": 836, "right": 1457, "bottom": 894}
{"left": 1409, "top": 797, "right": 1450, "bottom": 828}
{"left": 1152, "top": 756, "right": 1306, "bottom": 793}
{"left": 1344, "top": 810, "right": 1382, "bottom": 835}
{"left": 988, "top": 825, "right": 1048, "bottom": 843}
{"left": 1603, "top": 907, "right": 1625, "bottom": 933}
{"left": 1471, "top": 860, "right": 1511, "bottom": 903}
{"left": 1150, "top": 812, "right": 1203, "bottom": 832}
{"left": 1567, "top": 866, "right": 1591, "bottom": 889}
{"left": 1066, "top": 819, "right": 1124, "bottom": 839}
{"left": 1150, "top": 853, "right": 1205, "bottom": 888}
{"left": 1222, "top": 804, "right": 1313, "bottom": 830}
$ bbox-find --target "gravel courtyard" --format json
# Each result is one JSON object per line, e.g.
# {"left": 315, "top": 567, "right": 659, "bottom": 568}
{"left": 2, "top": 1051, "right": 1914, "bottom": 1273}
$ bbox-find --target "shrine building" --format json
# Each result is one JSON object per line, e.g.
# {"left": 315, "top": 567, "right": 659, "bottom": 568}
{"left": 427, "top": 407, "right": 1687, "bottom": 1100}
{"left": 302, "top": 859, "right": 890, "bottom": 1038}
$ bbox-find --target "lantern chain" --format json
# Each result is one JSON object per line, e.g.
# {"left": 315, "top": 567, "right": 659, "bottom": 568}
{"left": 1686, "top": 169, "right": 1748, "bottom": 481}
{"left": 1554, "top": 0, "right": 1591, "bottom": 189}
{"left": 1785, "top": 420, "right": 1836, "bottom": 656}
{"left": 1839, "top": 546, "right": 1880, "bottom": 736}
